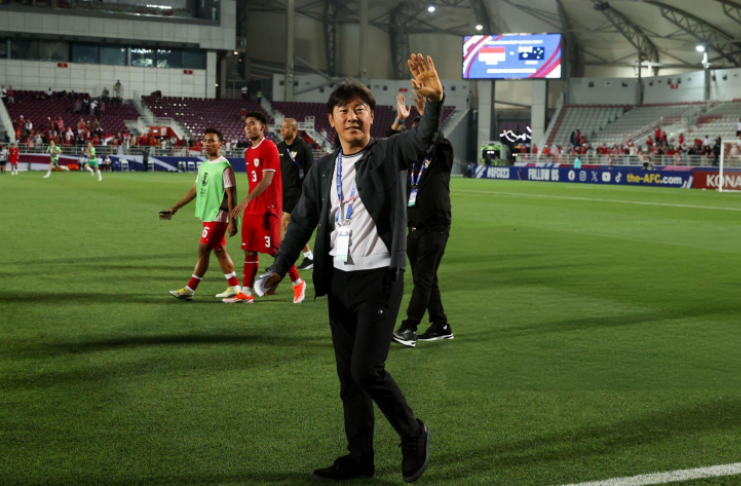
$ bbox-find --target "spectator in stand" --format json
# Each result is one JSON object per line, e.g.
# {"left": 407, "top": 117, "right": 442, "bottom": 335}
{"left": 570, "top": 131, "right": 577, "bottom": 149}
{"left": 531, "top": 144, "right": 538, "bottom": 156}
{"left": 99, "top": 100, "right": 106, "bottom": 113}
{"left": 679, "top": 132, "right": 684, "bottom": 146}
{"left": 646, "top": 136, "right": 654, "bottom": 150}
{"left": 703, "top": 135, "right": 711, "bottom": 148}
{"left": 70, "top": 89, "right": 76, "bottom": 98}
{"left": 7, "top": 86, "right": 15, "bottom": 104}
{"left": 737, "top": 118, "right": 741, "bottom": 137}
{"left": 90, "top": 99, "right": 99, "bottom": 116}
{"left": 74, "top": 98, "right": 83, "bottom": 114}
{"left": 240, "top": 108, "right": 247, "bottom": 120}
{"left": 713, "top": 137, "right": 721, "bottom": 166}
{"left": 83, "top": 97, "right": 90, "bottom": 113}
{"left": 46, "top": 87, "right": 53, "bottom": 98}
{"left": 25, "top": 119, "right": 33, "bottom": 134}
{"left": 114, "top": 80, "right": 122, "bottom": 99}
{"left": 65, "top": 127, "right": 74, "bottom": 144}
{"left": 654, "top": 125, "right": 662, "bottom": 142}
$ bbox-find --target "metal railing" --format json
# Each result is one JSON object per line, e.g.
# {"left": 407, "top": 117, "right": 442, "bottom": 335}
{"left": 513, "top": 153, "right": 739, "bottom": 168}
{"left": 16, "top": 143, "right": 331, "bottom": 160}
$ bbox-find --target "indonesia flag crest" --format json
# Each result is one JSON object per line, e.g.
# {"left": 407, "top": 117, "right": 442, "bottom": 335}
{"left": 478, "top": 46, "right": 506, "bottom": 64}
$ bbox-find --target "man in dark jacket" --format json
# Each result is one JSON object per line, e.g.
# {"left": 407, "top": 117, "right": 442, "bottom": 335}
{"left": 262, "top": 54, "right": 443, "bottom": 483}
{"left": 387, "top": 94, "right": 454, "bottom": 348}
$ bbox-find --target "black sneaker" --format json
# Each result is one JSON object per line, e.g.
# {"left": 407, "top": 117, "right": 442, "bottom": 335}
{"left": 418, "top": 323, "right": 454, "bottom": 342}
{"left": 310, "top": 455, "right": 375, "bottom": 482}
{"left": 392, "top": 325, "right": 417, "bottom": 348}
{"left": 400, "top": 419, "right": 430, "bottom": 483}
{"left": 297, "top": 257, "right": 314, "bottom": 270}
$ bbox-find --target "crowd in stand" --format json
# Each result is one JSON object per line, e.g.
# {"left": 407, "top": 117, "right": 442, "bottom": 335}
{"left": 520, "top": 125, "right": 729, "bottom": 165}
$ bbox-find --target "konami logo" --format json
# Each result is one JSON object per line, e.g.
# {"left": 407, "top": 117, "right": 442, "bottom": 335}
{"left": 693, "top": 171, "right": 741, "bottom": 190}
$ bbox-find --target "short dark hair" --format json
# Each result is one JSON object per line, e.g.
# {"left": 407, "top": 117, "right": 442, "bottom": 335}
{"left": 246, "top": 111, "right": 267, "bottom": 126}
{"left": 326, "top": 79, "right": 376, "bottom": 114}
{"left": 204, "top": 127, "right": 223, "bottom": 142}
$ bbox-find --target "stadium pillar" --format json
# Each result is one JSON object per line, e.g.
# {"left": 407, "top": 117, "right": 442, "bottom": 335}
{"left": 477, "top": 81, "right": 493, "bottom": 155}
{"left": 286, "top": 0, "right": 296, "bottom": 101}
{"left": 531, "top": 80, "right": 547, "bottom": 149}
{"left": 207, "top": 51, "right": 217, "bottom": 98}
{"left": 359, "top": 0, "right": 369, "bottom": 82}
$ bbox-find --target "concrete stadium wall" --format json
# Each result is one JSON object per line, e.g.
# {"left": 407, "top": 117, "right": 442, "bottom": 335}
{"left": 0, "top": 4, "right": 237, "bottom": 51}
{"left": 271, "top": 74, "right": 472, "bottom": 111}
{"left": 0, "top": 59, "right": 210, "bottom": 98}
{"left": 569, "top": 67, "right": 741, "bottom": 105}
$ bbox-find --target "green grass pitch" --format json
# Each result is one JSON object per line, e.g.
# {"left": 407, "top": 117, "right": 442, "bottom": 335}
{"left": 1, "top": 172, "right": 741, "bottom": 486}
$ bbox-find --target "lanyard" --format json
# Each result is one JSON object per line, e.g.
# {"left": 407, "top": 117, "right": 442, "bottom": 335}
{"left": 285, "top": 147, "right": 300, "bottom": 166}
{"left": 335, "top": 150, "right": 356, "bottom": 225}
{"left": 410, "top": 156, "right": 430, "bottom": 188}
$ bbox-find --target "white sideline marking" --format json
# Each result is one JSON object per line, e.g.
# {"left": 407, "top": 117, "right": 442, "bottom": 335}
{"left": 556, "top": 462, "right": 741, "bottom": 486}
{"left": 452, "top": 189, "right": 741, "bottom": 212}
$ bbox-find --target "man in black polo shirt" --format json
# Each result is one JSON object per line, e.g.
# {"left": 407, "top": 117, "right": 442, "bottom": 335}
{"left": 389, "top": 94, "right": 455, "bottom": 348}
{"left": 277, "top": 118, "right": 315, "bottom": 270}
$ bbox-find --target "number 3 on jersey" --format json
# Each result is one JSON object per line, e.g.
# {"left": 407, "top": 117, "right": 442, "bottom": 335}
{"left": 251, "top": 170, "right": 258, "bottom": 182}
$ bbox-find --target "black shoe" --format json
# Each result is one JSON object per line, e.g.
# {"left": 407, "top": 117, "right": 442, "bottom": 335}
{"left": 418, "top": 323, "right": 454, "bottom": 342}
{"left": 297, "top": 256, "right": 314, "bottom": 270}
{"left": 400, "top": 419, "right": 430, "bottom": 483}
{"left": 310, "top": 455, "right": 375, "bottom": 482}
{"left": 392, "top": 325, "right": 417, "bottom": 348}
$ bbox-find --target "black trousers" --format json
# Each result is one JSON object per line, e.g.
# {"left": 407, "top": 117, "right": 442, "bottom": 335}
{"left": 328, "top": 267, "right": 419, "bottom": 463}
{"left": 404, "top": 225, "right": 449, "bottom": 331}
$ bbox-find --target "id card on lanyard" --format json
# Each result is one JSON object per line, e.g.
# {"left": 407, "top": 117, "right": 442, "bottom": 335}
{"left": 409, "top": 156, "right": 430, "bottom": 207}
{"left": 335, "top": 150, "right": 356, "bottom": 262}
{"left": 286, "top": 148, "right": 305, "bottom": 179}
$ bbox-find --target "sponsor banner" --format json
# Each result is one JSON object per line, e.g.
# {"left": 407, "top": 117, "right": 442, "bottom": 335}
{"left": 476, "top": 165, "right": 693, "bottom": 188}
{"left": 693, "top": 170, "right": 741, "bottom": 190}
{"left": 18, "top": 154, "right": 251, "bottom": 172}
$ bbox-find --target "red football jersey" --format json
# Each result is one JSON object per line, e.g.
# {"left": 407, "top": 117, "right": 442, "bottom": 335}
{"left": 244, "top": 138, "right": 282, "bottom": 216}
{"left": 9, "top": 147, "right": 20, "bottom": 163}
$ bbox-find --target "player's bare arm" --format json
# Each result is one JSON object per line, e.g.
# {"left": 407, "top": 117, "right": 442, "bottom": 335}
{"left": 230, "top": 170, "right": 274, "bottom": 220}
{"left": 164, "top": 183, "right": 197, "bottom": 217}
{"left": 225, "top": 185, "right": 237, "bottom": 237}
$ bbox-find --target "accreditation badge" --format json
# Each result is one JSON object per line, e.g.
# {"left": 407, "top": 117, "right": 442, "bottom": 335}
{"left": 408, "top": 189, "right": 418, "bottom": 207}
{"left": 335, "top": 227, "right": 351, "bottom": 262}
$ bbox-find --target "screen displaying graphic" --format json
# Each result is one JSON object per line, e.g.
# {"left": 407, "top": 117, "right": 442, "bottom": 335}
{"left": 462, "top": 33, "right": 562, "bottom": 80}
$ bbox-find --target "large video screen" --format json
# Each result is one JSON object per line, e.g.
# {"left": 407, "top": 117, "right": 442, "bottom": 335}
{"left": 462, "top": 33, "right": 562, "bottom": 80}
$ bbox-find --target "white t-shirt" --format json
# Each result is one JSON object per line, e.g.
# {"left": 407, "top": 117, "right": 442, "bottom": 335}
{"left": 704, "top": 137, "right": 711, "bottom": 146}
{"left": 329, "top": 149, "right": 391, "bottom": 271}
{"left": 736, "top": 122, "right": 741, "bottom": 131}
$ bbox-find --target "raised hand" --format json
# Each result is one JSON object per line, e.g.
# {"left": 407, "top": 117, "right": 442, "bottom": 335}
{"left": 410, "top": 91, "right": 426, "bottom": 116}
{"left": 407, "top": 53, "right": 444, "bottom": 103}
{"left": 396, "top": 93, "right": 410, "bottom": 120}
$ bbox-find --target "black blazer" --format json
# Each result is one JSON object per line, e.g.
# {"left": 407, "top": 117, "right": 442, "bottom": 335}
{"left": 272, "top": 97, "right": 445, "bottom": 297}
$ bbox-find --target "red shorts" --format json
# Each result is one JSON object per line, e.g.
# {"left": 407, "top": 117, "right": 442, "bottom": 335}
{"left": 200, "top": 221, "right": 228, "bottom": 249}
{"left": 241, "top": 213, "right": 281, "bottom": 254}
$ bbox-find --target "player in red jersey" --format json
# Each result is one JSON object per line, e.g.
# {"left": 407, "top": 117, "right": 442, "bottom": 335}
{"left": 9, "top": 143, "right": 19, "bottom": 176}
{"left": 224, "top": 112, "right": 306, "bottom": 304}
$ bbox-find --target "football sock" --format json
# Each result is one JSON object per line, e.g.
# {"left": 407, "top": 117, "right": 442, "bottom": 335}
{"left": 224, "top": 271, "right": 239, "bottom": 287}
{"left": 86, "top": 166, "right": 94, "bottom": 174}
{"left": 243, "top": 257, "right": 259, "bottom": 289}
{"left": 303, "top": 250, "right": 313, "bottom": 259}
{"left": 45, "top": 170, "right": 51, "bottom": 176}
{"left": 187, "top": 274, "right": 202, "bottom": 291}
{"left": 288, "top": 266, "right": 301, "bottom": 284}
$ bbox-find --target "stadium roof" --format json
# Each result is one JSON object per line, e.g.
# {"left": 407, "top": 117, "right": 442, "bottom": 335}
{"left": 250, "top": 0, "right": 741, "bottom": 75}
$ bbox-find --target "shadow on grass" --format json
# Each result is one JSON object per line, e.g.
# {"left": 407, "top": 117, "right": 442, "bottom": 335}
{"left": 0, "top": 253, "right": 192, "bottom": 266}
{"left": 423, "top": 397, "right": 741, "bottom": 483}
{"left": 1, "top": 333, "right": 335, "bottom": 391}
{"left": 0, "top": 292, "right": 309, "bottom": 306}
{"left": 15, "top": 471, "right": 398, "bottom": 486}
{"left": 456, "top": 306, "right": 741, "bottom": 342}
